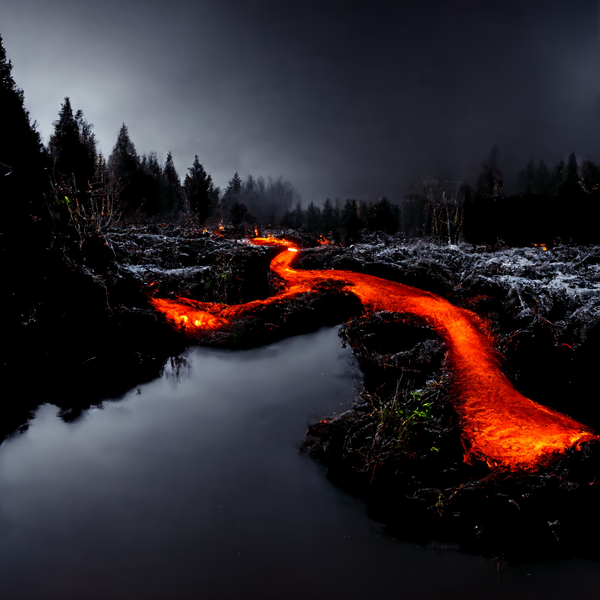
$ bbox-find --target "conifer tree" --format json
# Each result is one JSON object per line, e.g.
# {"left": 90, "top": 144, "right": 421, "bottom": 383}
{"left": 108, "top": 123, "right": 138, "bottom": 186}
{"left": 0, "top": 33, "right": 46, "bottom": 238}
{"left": 321, "top": 198, "right": 336, "bottom": 232}
{"left": 305, "top": 201, "right": 321, "bottom": 232}
{"left": 562, "top": 152, "right": 579, "bottom": 185}
{"left": 580, "top": 159, "right": 600, "bottom": 193}
{"left": 162, "top": 151, "right": 184, "bottom": 212}
{"left": 476, "top": 145, "right": 503, "bottom": 198}
{"left": 185, "top": 155, "right": 215, "bottom": 221}
{"left": 518, "top": 158, "right": 535, "bottom": 194}
{"left": 226, "top": 171, "right": 243, "bottom": 195}
{"left": 532, "top": 159, "right": 552, "bottom": 196}
{"left": 48, "top": 97, "right": 97, "bottom": 187}
{"left": 0, "top": 33, "right": 44, "bottom": 185}
{"left": 367, "top": 197, "right": 398, "bottom": 234}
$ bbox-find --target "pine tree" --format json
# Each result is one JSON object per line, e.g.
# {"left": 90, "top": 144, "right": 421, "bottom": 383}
{"left": 162, "top": 151, "right": 184, "bottom": 212}
{"left": 220, "top": 171, "right": 244, "bottom": 219}
{"left": 226, "top": 171, "right": 243, "bottom": 195}
{"left": 341, "top": 199, "right": 363, "bottom": 242}
{"left": 108, "top": 123, "right": 138, "bottom": 186}
{"left": 580, "top": 159, "right": 600, "bottom": 193}
{"left": 48, "top": 97, "right": 97, "bottom": 188}
{"left": 305, "top": 201, "right": 321, "bottom": 232}
{"left": 185, "top": 155, "right": 215, "bottom": 221}
{"left": 518, "top": 158, "right": 535, "bottom": 194}
{"left": 0, "top": 33, "right": 46, "bottom": 238}
{"left": 321, "top": 198, "right": 336, "bottom": 232}
{"left": 367, "top": 197, "right": 398, "bottom": 233}
{"left": 0, "top": 33, "right": 44, "bottom": 184}
{"left": 532, "top": 159, "right": 552, "bottom": 196}
{"left": 562, "top": 152, "right": 579, "bottom": 185}
{"left": 476, "top": 145, "right": 503, "bottom": 198}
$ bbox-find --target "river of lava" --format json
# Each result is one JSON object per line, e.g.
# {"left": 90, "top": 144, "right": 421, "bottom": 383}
{"left": 149, "top": 237, "right": 597, "bottom": 471}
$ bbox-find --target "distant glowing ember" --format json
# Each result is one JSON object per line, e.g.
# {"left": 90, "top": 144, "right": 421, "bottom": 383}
{"left": 150, "top": 236, "right": 598, "bottom": 471}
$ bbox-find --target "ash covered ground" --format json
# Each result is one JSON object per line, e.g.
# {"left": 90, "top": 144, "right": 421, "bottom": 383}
{"left": 5, "top": 222, "right": 600, "bottom": 562}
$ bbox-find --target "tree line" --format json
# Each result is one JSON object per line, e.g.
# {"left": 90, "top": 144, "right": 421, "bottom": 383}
{"left": 2, "top": 30, "right": 600, "bottom": 246}
{"left": 461, "top": 147, "right": 600, "bottom": 245}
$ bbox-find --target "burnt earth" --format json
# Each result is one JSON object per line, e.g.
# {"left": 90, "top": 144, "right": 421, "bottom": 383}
{"left": 5, "top": 222, "right": 600, "bottom": 563}
{"left": 298, "top": 233, "right": 600, "bottom": 563}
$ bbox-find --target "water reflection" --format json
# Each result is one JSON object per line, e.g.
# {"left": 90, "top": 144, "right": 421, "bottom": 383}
{"left": 0, "top": 327, "right": 598, "bottom": 599}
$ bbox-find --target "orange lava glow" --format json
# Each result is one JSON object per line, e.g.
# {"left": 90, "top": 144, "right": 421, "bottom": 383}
{"left": 149, "top": 297, "right": 229, "bottom": 331}
{"left": 150, "top": 236, "right": 598, "bottom": 471}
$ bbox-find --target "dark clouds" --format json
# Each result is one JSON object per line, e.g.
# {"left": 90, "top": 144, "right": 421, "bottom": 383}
{"left": 1, "top": 0, "right": 599, "bottom": 203}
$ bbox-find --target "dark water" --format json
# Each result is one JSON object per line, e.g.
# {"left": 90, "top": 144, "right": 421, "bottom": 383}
{"left": 1, "top": 327, "right": 599, "bottom": 599}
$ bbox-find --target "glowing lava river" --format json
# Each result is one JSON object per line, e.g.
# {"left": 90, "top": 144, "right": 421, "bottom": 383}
{"left": 150, "top": 236, "right": 597, "bottom": 472}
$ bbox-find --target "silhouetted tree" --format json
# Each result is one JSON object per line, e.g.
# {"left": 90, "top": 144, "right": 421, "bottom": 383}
{"left": 108, "top": 123, "right": 138, "bottom": 186}
{"left": 133, "top": 151, "right": 168, "bottom": 214}
{"left": 281, "top": 201, "right": 303, "bottom": 229}
{"left": 580, "top": 158, "right": 600, "bottom": 193}
{"left": 230, "top": 201, "right": 250, "bottom": 225}
{"left": 305, "top": 201, "right": 321, "bottom": 232}
{"left": 225, "top": 171, "right": 243, "bottom": 196}
{"left": 48, "top": 97, "right": 96, "bottom": 188}
{"left": 340, "top": 199, "right": 363, "bottom": 242}
{"left": 476, "top": 145, "right": 503, "bottom": 198}
{"left": 162, "top": 151, "right": 184, "bottom": 212}
{"left": 518, "top": 158, "right": 535, "bottom": 194}
{"left": 321, "top": 198, "right": 336, "bottom": 232}
{"left": 367, "top": 197, "right": 398, "bottom": 234}
{"left": 0, "top": 33, "right": 45, "bottom": 221}
{"left": 532, "top": 159, "right": 553, "bottom": 196}
{"left": 219, "top": 171, "right": 243, "bottom": 219}
{"left": 239, "top": 174, "right": 298, "bottom": 225}
{"left": 562, "top": 152, "right": 579, "bottom": 185}
{"left": 407, "top": 175, "right": 464, "bottom": 243}
{"left": 185, "top": 155, "right": 215, "bottom": 222}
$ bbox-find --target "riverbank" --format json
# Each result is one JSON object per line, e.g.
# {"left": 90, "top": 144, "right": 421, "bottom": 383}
{"left": 4, "top": 219, "right": 600, "bottom": 561}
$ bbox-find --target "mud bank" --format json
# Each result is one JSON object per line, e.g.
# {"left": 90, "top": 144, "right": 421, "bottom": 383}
{"left": 5, "top": 222, "right": 600, "bottom": 562}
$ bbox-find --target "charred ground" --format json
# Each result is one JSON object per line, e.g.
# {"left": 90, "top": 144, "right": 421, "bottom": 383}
{"left": 4, "top": 220, "right": 600, "bottom": 563}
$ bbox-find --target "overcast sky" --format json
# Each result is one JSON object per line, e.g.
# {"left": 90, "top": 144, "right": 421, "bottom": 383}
{"left": 2, "top": 0, "right": 599, "bottom": 204}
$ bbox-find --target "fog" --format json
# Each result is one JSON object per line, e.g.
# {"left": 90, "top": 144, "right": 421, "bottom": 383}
{"left": 1, "top": 0, "right": 599, "bottom": 203}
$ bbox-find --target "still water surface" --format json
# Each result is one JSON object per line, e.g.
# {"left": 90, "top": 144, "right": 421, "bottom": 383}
{"left": 1, "top": 327, "right": 599, "bottom": 599}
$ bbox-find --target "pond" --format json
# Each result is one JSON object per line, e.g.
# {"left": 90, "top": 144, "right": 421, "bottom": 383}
{"left": 0, "top": 327, "right": 598, "bottom": 599}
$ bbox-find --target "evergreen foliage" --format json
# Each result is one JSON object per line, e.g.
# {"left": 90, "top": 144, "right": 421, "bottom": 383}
{"left": 185, "top": 155, "right": 216, "bottom": 222}
{"left": 0, "top": 33, "right": 45, "bottom": 187}
{"left": 108, "top": 123, "right": 138, "bottom": 186}
{"left": 0, "top": 33, "right": 46, "bottom": 244}
{"left": 465, "top": 150, "right": 600, "bottom": 245}
{"left": 367, "top": 197, "right": 398, "bottom": 234}
{"left": 48, "top": 97, "right": 97, "bottom": 188}
{"left": 162, "top": 151, "right": 184, "bottom": 212}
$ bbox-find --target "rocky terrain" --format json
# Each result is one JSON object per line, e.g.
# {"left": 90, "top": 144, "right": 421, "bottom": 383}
{"left": 5, "top": 220, "right": 600, "bottom": 562}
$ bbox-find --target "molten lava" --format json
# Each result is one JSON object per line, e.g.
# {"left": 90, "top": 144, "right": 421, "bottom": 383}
{"left": 150, "top": 236, "right": 597, "bottom": 471}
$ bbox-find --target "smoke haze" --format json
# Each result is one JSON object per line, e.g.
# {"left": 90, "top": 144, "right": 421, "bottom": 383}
{"left": 1, "top": 0, "right": 599, "bottom": 203}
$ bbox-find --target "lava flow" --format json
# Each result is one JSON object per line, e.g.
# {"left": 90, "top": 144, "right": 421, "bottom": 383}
{"left": 149, "top": 236, "right": 597, "bottom": 471}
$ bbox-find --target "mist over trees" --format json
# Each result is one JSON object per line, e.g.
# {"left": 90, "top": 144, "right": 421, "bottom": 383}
{"left": 3, "top": 28, "right": 600, "bottom": 246}
{"left": 463, "top": 148, "right": 600, "bottom": 245}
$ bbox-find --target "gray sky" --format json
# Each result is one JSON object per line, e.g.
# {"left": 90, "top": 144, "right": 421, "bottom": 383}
{"left": 2, "top": 0, "right": 599, "bottom": 204}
